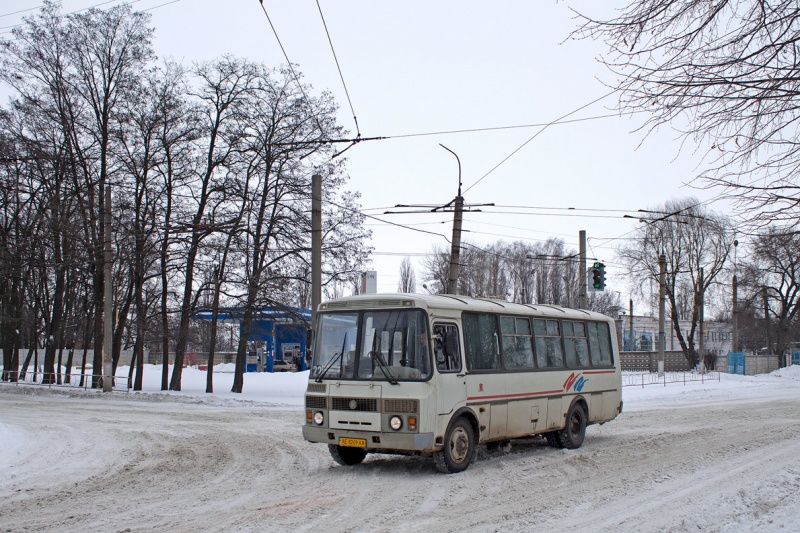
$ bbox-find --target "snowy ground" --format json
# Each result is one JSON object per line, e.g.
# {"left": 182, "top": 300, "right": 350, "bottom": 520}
{"left": 1, "top": 365, "right": 800, "bottom": 532}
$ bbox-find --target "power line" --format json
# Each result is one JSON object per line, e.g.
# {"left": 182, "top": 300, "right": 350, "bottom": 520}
{"left": 0, "top": 0, "right": 181, "bottom": 34}
{"left": 476, "top": 209, "right": 628, "bottom": 219}
{"left": 315, "top": 0, "right": 360, "bottom": 138}
{"left": 271, "top": 110, "right": 640, "bottom": 148}
{"left": 491, "top": 204, "right": 635, "bottom": 213}
{"left": 387, "top": 111, "right": 644, "bottom": 139}
{"left": 256, "top": 0, "right": 327, "bottom": 138}
{"left": 462, "top": 90, "right": 617, "bottom": 195}
{"left": 325, "top": 198, "right": 451, "bottom": 242}
{"left": 0, "top": 4, "right": 46, "bottom": 18}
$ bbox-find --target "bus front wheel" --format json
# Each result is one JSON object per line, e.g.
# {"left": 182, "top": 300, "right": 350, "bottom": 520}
{"left": 556, "top": 403, "right": 587, "bottom": 449}
{"left": 434, "top": 418, "right": 475, "bottom": 474}
{"left": 329, "top": 444, "right": 367, "bottom": 466}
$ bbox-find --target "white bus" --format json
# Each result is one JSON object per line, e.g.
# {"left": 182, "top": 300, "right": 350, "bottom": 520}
{"left": 302, "top": 293, "right": 622, "bottom": 473}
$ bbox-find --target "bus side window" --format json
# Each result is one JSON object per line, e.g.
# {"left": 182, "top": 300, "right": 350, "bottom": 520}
{"left": 587, "top": 321, "right": 614, "bottom": 366}
{"left": 463, "top": 313, "right": 501, "bottom": 371}
{"left": 564, "top": 320, "right": 590, "bottom": 368}
{"left": 534, "top": 319, "right": 564, "bottom": 369}
{"left": 434, "top": 323, "right": 462, "bottom": 373}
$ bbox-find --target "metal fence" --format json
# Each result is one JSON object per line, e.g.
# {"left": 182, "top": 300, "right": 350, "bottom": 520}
{"left": 619, "top": 351, "right": 695, "bottom": 372}
{"left": 0, "top": 370, "right": 132, "bottom": 392}
{"left": 622, "top": 371, "right": 721, "bottom": 388}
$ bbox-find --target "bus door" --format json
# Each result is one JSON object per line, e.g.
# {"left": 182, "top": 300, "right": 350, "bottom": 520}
{"left": 433, "top": 323, "right": 466, "bottom": 416}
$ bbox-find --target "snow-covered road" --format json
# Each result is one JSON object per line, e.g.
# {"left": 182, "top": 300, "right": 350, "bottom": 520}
{"left": 1, "top": 367, "right": 799, "bottom": 532}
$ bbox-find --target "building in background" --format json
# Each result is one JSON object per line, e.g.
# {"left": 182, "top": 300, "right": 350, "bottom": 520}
{"left": 360, "top": 271, "right": 377, "bottom": 294}
{"left": 615, "top": 313, "right": 732, "bottom": 358}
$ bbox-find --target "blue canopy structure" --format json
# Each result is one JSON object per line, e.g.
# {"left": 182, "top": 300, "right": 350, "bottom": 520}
{"left": 194, "top": 306, "right": 311, "bottom": 370}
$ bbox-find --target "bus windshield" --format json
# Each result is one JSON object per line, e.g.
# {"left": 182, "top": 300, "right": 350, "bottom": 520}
{"left": 311, "top": 309, "right": 431, "bottom": 382}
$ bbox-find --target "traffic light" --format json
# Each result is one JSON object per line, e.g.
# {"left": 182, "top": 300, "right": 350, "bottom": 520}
{"left": 590, "top": 262, "right": 606, "bottom": 291}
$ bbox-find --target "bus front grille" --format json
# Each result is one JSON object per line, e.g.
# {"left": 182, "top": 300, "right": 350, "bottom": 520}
{"left": 331, "top": 397, "right": 378, "bottom": 412}
{"left": 305, "top": 396, "right": 328, "bottom": 409}
{"left": 383, "top": 399, "right": 419, "bottom": 413}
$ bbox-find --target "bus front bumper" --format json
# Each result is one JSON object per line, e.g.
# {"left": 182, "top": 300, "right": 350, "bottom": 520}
{"left": 303, "top": 425, "right": 436, "bottom": 453}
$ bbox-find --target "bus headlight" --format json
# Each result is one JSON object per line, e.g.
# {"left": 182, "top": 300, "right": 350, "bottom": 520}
{"left": 389, "top": 416, "right": 403, "bottom": 431}
{"left": 313, "top": 411, "right": 324, "bottom": 425}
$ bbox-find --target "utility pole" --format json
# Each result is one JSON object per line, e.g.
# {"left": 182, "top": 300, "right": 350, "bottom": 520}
{"left": 629, "top": 299, "right": 634, "bottom": 351}
{"left": 441, "top": 145, "right": 463, "bottom": 295}
{"left": 103, "top": 184, "right": 113, "bottom": 392}
{"left": 763, "top": 286, "right": 771, "bottom": 356}
{"left": 579, "top": 230, "right": 587, "bottom": 310}
{"left": 732, "top": 239, "right": 739, "bottom": 352}
{"left": 311, "top": 174, "right": 322, "bottom": 332}
{"left": 658, "top": 254, "right": 666, "bottom": 377}
{"left": 698, "top": 267, "right": 705, "bottom": 372}
{"left": 732, "top": 274, "right": 738, "bottom": 352}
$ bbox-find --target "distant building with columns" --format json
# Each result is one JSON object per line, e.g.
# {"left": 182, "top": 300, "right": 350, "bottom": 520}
{"left": 614, "top": 313, "right": 732, "bottom": 357}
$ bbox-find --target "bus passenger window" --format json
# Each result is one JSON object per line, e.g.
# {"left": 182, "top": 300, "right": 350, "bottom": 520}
{"left": 534, "top": 319, "right": 563, "bottom": 369}
{"left": 564, "top": 320, "right": 590, "bottom": 368}
{"left": 500, "top": 316, "right": 534, "bottom": 369}
{"left": 587, "top": 321, "right": 613, "bottom": 366}
{"left": 463, "top": 313, "right": 500, "bottom": 371}
{"left": 434, "top": 324, "right": 462, "bottom": 373}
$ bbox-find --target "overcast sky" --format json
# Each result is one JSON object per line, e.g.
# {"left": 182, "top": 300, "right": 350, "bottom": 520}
{"left": 1, "top": 0, "right": 729, "bottom": 302}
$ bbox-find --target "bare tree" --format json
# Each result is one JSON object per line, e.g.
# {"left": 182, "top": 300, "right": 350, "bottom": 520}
{"left": 422, "top": 239, "right": 578, "bottom": 304}
{"left": 1, "top": 1, "right": 155, "bottom": 386}
{"left": 398, "top": 257, "right": 417, "bottom": 293}
{"left": 0, "top": 4, "right": 372, "bottom": 393}
{"left": 740, "top": 229, "right": 800, "bottom": 361}
{"left": 168, "top": 56, "right": 254, "bottom": 391}
{"left": 618, "top": 198, "right": 734, "bottom": 365}
{"left": 573, "top": 1, "right": 800, "bottom": 224}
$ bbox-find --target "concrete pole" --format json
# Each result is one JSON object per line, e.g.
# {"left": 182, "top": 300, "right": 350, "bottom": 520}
{"left": 629, "top": 299, "right": 634, "bottom": 351}
{"left": 579, "top": 230, "right": 587, "bottom": 310}
{"left": 103, "top": 184, "right": 113, "bottom": 392}
{"left": 764, "top": 286, "right": 771, "bottom": 356}
{"left": 440, "top": 144, "right": 463, "bottom": 295}
{"left": 447, "top": 194, "right": 464, "bottom": 295}
{"left": 311, "top": 175, "right": 322, "bottom": 332}
{"left": 698, "top": 267, "right": 705, "bottom": 373}
{"left": 658, "top": 254, "right": 666, "bottom": 377}
{"left": 732, "top": 274, "right": 738, "bottom": 352}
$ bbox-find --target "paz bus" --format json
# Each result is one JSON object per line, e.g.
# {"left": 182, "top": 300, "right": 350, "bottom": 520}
{"left": 302, "top": 293, "right": 622, "bottom": 473}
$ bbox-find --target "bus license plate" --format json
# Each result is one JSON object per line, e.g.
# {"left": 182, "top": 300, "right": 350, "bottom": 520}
{"left": 339, "top": 437, "right": 367, "bottom": 448}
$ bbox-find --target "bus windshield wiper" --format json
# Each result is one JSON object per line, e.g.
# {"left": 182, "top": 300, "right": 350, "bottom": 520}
{"left": 371, "top": 335, "right": 399, "bottom": 385}
{"left": 315, "top": 333, "right": 346, "bottom": 383}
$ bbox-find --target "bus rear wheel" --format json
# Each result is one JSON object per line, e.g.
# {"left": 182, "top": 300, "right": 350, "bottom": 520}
{"left": 329, "top": 444, "right": 367, "bottom": 466}
{"left": 556, "top": 403, "right": 587, "bottom": 449}
{"left": 434, "top": 418, "right": 475, "bottom": 474}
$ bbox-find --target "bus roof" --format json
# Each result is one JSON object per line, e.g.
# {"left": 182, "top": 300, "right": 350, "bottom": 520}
{"left": 319, "top": 293, "right": 613, "bottom": 322}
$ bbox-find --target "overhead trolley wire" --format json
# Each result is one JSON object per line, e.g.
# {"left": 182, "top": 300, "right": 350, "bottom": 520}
{"left": 256, "top": 0, "right": 327, "bottom": 136}
{"left": 315, "top": 0, "right": 360, "bottom": 139}
{"left": 271, "top": 110, "right": 641, "bottom": 148}
{"left": 462, "top": 89, "right": 617, "bottom": 195}
{"left": 0, "top": 0, "right": 182, "bottom": 34}
{"left": 325, "top": 198, "right": 451, "bottom": 242}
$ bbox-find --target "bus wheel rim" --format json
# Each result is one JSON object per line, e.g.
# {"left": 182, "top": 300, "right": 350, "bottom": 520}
{"left": 450, "top": 426, "right": 469, "bottom": 463}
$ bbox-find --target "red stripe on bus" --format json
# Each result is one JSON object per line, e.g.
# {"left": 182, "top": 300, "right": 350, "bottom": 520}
{"left": 583, "top": 370, "right": 616, "bottom": 375}
{"left": 467, "top": 390, "right": 563, "bottom": 401}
